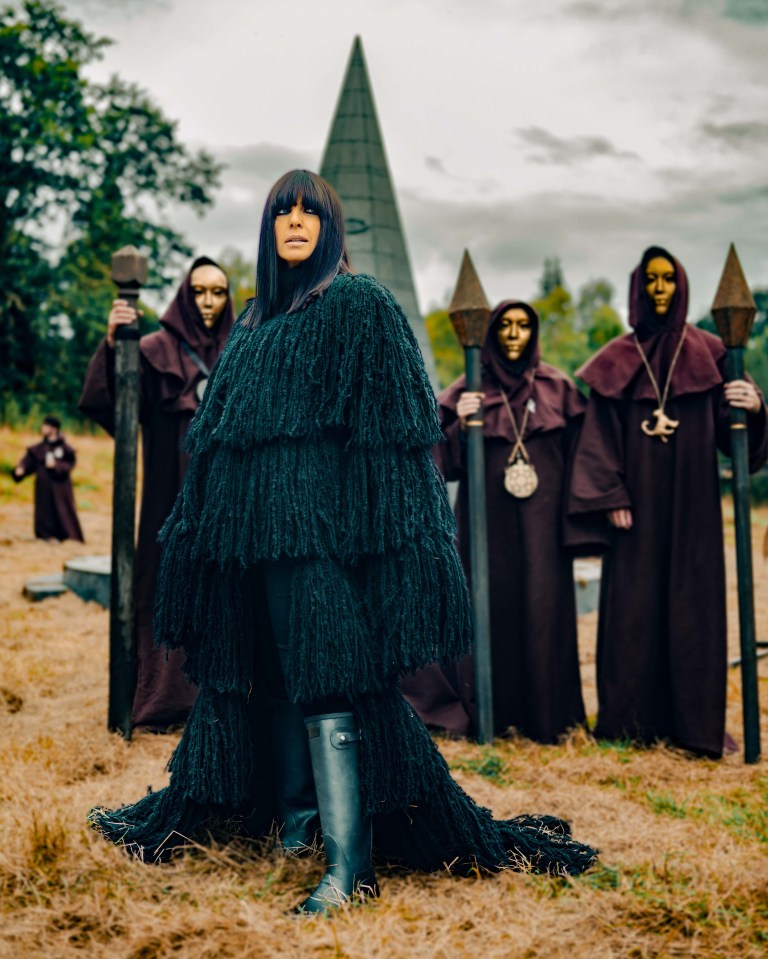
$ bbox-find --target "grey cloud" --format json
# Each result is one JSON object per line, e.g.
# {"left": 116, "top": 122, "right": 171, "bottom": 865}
{"left": 397, "top": 173, "right": 768, "bottom": 315}
{"left": 63, "top": 0, "right": 172, "bottom": 23}
{"left": 723, "top": 0, "right": 768, "bottom": 24}
{"left": 568, "top": 0, "right": 768, "bottom": 26}
{"left": 515, "top": 126, "right": 639, "bottom": 165}
{"left": 422, "top": 156, "right": 498, "bottom": 193}
{"left": 217, "top": 143, "right": 314, "bottom": 180}
{"left": 718, "top": 183, "right": 768, "bottom": 205}
{"left": 425, "top": 156, "right": 447, "bottom": 174}
{"left": 700, "top": 121, "right": 768, "bottom": 149}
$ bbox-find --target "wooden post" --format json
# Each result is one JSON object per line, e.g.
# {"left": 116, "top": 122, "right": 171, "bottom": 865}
{"left": 448, "top": 250, "right": 494, "bottom": 744}
{"left": 711, "top": 243, "right": 761, "bottom": 764}
{"left": 109, "top": 246, "right": 148, "bottom": 740}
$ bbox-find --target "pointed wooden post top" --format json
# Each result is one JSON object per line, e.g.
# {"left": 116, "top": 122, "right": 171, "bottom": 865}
{"left": 711, "top": 244, "right": 756, "bottom": 348}
{"left": 448, "top": 250, "right": 492, "bottom": 348}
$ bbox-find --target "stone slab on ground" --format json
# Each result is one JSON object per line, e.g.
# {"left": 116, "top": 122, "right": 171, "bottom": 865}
{"left": 64, "top": 554, "right": 111, "bottom": 608}
{"left": 23, "top": 573, "right": 69, "bottom": 602}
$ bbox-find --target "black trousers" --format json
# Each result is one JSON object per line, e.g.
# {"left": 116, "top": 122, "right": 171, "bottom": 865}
{"left": 260, "top": 561, "right": 351, "bottom": 716}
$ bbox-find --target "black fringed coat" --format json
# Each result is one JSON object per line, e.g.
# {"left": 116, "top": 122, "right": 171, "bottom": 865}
{"left": 91, "top": 274, "right": 597, "bottom": 876}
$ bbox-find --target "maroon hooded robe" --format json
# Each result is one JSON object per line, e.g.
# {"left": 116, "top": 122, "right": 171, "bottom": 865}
{"left": 569, "top": 247, "right": 767, "bottom": 758}
{"left": 13, "top": 435, "right": 85, "bottom": 542}
{"left": 401, "top": 302, "right": 593, "bottom": 742}
{"left": 79, "top": 257, "right": 236, "bottom": 729}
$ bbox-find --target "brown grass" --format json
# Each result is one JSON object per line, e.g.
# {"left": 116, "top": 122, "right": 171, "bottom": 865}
{"left": 1, "top": 424, "right": 768, "bottom": 958}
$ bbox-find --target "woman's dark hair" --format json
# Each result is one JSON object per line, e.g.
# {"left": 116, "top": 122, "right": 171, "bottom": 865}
{"left": 249, "top": 169, "right": 352, "bottom": 325}
{"left": 43, "top": 415, "right": 61, "bottom": 429}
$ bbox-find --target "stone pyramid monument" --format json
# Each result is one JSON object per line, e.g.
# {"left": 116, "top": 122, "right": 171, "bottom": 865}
{"left": 320, "top": 37, "right": 437, "bottom": 384}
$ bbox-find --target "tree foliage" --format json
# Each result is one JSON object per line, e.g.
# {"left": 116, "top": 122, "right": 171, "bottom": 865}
{"left": 0, "top": 0, "right": 222, "bottom": 420}
{"left": 217, "top": 247, "right": 256, "bottom": 318}
{"left": 533, "top": 267, "right": 623, "bottom": 380}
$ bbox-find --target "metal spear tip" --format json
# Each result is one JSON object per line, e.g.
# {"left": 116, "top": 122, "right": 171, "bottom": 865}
{"left": 111, "top": 245, "right": 149, "bottom": 287}
{"left": 711, "top": 243, "right": 757, "bottom": 349}
{"left": 448, "top": 250, "right": 492, "bottom": 348}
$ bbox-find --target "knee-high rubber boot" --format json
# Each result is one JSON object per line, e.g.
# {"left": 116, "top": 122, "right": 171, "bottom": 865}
{"left": 297, "top": 712, "right": 379, "bottom": 913}
{"left": 269, "top": 700, "right": 320, "bottom": 853}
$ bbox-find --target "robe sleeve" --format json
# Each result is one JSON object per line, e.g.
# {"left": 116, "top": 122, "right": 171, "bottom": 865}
{"left": 568, "top": 390, "right": 632, "bottom": 515}
{"left": 561, "top": 413, "right": 610, "bottom": 554}
{"left": 433, "top": 410, "right": 466, "bottom": 482}
{"left": 12, "top": 449, "right": 35, "bottom": 483}
{"left": 79, "top": 337, "right": 150, "bottom": 435}
{"left": 714, "top": 377, "right": 768, "bottom": 472}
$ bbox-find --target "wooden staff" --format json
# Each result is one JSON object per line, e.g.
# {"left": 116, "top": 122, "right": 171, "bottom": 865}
{"left": 711, "top": 243, "right": 761, "bottom": 764}
{"left": 448, "top": 251, "right": 494, "bottom": 744}
{"left": 109, "top": 245, "right": 148, "bottom": 740}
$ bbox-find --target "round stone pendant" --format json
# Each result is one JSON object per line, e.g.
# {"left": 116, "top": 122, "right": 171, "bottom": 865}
{"left": 504, "top": 456, "right": 538, "bottom": 498}
{"left": 196, "top": 377, "right": 208, "bottom": 403}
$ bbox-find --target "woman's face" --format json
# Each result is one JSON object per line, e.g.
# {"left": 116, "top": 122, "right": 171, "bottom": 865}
{"left": 274, "top": 197, "right": 321, "bottom": 267}
{"left": 190, "top": 264, "right": 229, "bottom": 328}
{"left": 496, "top": 307, "right": 533, "bottom": 362}
{"left": 644, "top": 256, "right": 676, "bottom": 315}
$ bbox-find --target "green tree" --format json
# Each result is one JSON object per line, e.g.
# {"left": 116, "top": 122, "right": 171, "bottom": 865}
{"left": 217, "top": 247, "right": 257, "bottom": 317}
{"left": 533, "top": 264, "right": 623, "bottom": 377}
{"left": 577, "top": 278, "right": 624, "bottom": 350}
{"left": 0, "top": 0, "right": 222, "bottom": 419}
{"left": 425, "top": 309, "right": 464, "bottom": 388}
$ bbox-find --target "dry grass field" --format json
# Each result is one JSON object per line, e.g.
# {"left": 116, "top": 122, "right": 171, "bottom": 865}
{"left": 1, "top": 425, "right": 767, "bottom": 959}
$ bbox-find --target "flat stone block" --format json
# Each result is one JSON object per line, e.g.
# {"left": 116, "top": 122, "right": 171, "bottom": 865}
{"left": 23, "top": 573, "right": 68, "bottom": 602}
{"left": 574, "top": 558, "right": 601, "bottom": 616}
{"left": 64, "top": 554, "right": 111, "bottom": 608}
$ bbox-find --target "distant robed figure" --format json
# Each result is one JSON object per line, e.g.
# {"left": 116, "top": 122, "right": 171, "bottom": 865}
{"left": 402, "top": 300, "right": 594, "bottom": 743}
{"left": 79, "top": 257, "right": 236, "bottom": 730}
{"left": 13, "top": 415, "right": 85, "bottom": 543}
{"left": 569, "top": 246, "right": 767, "bottom": 758}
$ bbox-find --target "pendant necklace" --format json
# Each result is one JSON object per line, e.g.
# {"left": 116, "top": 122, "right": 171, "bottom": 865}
{"left": 633, "top": 326, "right": 687, "bottom": 443}
{"left": 500, "top": 372, "right": 538, "bottom": 498}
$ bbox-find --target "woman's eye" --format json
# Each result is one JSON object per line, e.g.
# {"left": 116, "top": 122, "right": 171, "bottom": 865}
{"left": 275, "top": 207, "right": 290, "bottom": 216}
{"left": 303, "top": 207, "right": 318, "bottom": 216}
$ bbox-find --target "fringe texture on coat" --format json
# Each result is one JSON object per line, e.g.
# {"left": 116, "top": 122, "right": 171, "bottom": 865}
{"left": 90, "top": 274, "right": 597, "bottom": 875}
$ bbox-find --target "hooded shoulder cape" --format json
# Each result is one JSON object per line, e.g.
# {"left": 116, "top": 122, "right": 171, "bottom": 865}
{"left": 576, "top": 248, "right": 724, "bottom": 402}
{"left": 91, "top": 273, "right": 596, "bottom": 875}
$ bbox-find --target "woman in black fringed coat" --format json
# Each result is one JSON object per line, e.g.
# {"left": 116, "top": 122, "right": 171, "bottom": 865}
{"left": 90, "top": 170, "right": 597, "bottom": 913}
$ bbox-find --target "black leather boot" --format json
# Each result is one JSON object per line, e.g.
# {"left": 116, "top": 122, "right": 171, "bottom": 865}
{"left": 270, "top": 699, "right": 320, "bottom": 854}
{"left": 297, "top": 712, "right": 379, "bottom": 913}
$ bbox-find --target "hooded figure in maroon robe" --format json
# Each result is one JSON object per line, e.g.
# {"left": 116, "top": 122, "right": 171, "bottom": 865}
{"left": 569, "top": 246, "right": 767, "bottom": 758}
{"left": 401, "top": 301, "right": 594, "bottom": 742}
{"left": 79, "top": 257, "right": 236, "bottom": 729}
{"left": 13, "top": 416, "right": 85, "bottom": 543}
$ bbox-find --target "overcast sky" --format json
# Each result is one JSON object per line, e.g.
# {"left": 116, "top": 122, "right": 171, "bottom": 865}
{"left": 63, "top": 0, "right": 768, "bottom": 320}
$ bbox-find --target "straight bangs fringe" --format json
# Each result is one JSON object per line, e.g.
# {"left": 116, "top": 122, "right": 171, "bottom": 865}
{"left": 248, "top": 169, "right": 352, "bottom": 327}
